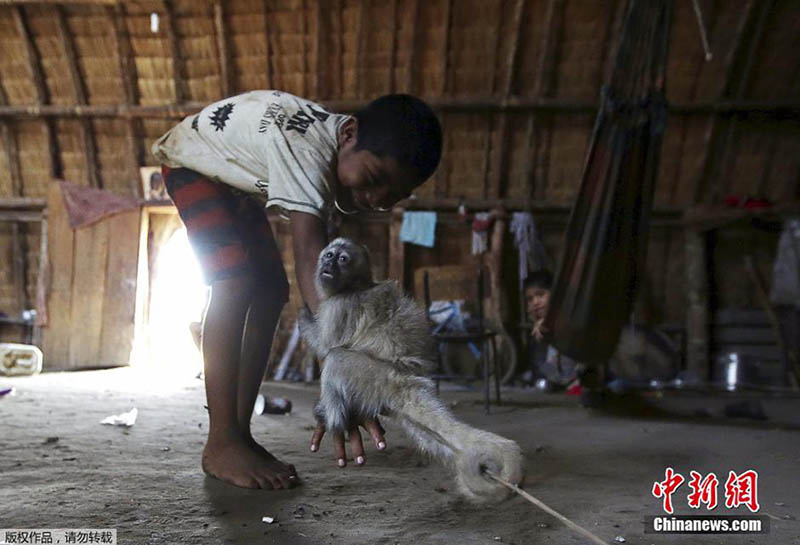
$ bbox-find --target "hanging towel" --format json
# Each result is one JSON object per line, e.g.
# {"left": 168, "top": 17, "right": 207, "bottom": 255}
{"left": 509, "top": 212, "right": 552, "bottom": 285}
{"left": 471, "top": 212, "right": 492, "bottom": 254}
{"left": 400, "top": 211, "right": 437, "bottom": 248}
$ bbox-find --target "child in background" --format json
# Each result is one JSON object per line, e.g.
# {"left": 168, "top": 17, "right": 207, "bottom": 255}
{"left": 523, "top": 270, "right": 583, "bottom": 389}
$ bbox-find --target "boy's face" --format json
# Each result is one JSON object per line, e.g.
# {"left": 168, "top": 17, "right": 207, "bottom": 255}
{"left": 336, "top": 119, "right": 417, "bottom": 211}
{"left": 524, "top": 286, "right": 550, "bottom": 320}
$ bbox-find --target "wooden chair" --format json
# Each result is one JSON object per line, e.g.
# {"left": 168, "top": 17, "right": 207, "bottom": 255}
{"left": 414, "top": 265, "right": 501, "bottom": 413}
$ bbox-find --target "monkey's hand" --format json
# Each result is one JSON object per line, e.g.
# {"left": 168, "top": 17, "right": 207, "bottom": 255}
{"left": 310, "top": 410, "right": 387, "bottom": 468}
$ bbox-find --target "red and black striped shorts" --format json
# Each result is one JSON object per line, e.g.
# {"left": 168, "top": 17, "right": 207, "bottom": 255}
{"left": 162, "top": 166, "right": 285, "bottom": 285}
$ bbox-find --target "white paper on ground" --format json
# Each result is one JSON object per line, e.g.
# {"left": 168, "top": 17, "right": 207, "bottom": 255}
{"left": 101, "top": 407, "right": 138, "bottom": 427}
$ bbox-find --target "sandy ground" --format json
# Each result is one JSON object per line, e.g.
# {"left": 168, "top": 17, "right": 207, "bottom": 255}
{"left": 1, "top": 368, "right": 798, "bottom": 545}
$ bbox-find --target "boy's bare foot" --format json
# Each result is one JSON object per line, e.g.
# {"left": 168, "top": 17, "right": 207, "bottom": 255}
{"left": 202, "top": 436, "right": 296, "bottom": 489}
{"left": 244, "top": 433, "right": 298, "bottom": 479}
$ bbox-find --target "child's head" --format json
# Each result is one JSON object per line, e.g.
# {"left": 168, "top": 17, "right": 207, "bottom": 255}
{"left": 523, "top": 270, "right": 554, "bottom": 321}
{"left": 336, "top": 94, "right": 442, "bottom": 211}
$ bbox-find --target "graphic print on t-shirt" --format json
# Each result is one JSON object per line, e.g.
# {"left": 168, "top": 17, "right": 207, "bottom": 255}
{"left": 284, "top": 103, "right": 331, "bottom": 135}
{"left": 210, "top": 103, "right": 235, "bottom": 132}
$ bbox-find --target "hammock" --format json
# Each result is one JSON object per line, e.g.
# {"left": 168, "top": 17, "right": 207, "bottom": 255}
{"left": 542, "top": 0, "right": 672, "bottom": 364}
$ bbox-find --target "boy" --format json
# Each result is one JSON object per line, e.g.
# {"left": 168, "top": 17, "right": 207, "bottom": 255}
{"left": 523, "top": 270, "right": 582, "bottom": 388}
{"left": 152, "top": 91, "right": 442, "bottom": 489}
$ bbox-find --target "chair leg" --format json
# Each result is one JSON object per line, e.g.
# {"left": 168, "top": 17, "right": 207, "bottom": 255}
{"left": 493, "top": 337, "right": 501, "bottom": 405}
{"left": 483, "top": 339, "right": 490, "bottom": 414}
{"left": 435, "top": 342, "right": 442, "bottom": 396}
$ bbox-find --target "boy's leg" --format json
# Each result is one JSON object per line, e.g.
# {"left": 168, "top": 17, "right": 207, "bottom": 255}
{"left": 162, "top": 166, "right": 294, "bottom": 490}
{"left": 233, "top": 202, "right": 295, "bottom": 474}
{"left": 201, "top": 276, "right": 290, "bottom": 489}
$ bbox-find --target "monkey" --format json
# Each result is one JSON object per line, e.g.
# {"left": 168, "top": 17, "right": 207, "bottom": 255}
{"left": 298, "top": 237, "right": 525, "bottom": 503}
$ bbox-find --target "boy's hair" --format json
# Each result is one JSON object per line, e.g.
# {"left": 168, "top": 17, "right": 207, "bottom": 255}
{"left": 523, "top": 269, "right": 554, "bottom": 291}
{"left": 353, "top": 94, "right": 443, "bottom": 185}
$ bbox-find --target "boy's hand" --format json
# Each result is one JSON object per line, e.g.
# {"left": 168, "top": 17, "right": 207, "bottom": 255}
{"left": 532, "top": 318, "right": 546, "bottom": 341}
{"left": 310, "top": 417, "right": 386, "bottom": 467}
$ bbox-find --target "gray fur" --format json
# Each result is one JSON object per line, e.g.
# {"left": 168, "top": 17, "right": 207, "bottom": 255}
{"left": 299, "top": 238, "right": 525, "bottom": 503}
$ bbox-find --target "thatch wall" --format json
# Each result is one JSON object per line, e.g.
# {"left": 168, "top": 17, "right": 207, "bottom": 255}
{"left": 0, "top": 0, "right": 798, "bottom": 368}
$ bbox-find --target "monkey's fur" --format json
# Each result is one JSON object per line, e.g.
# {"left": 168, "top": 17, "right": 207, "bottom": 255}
{"left": 298, "top": 238, "right": 524, "bottom": 502}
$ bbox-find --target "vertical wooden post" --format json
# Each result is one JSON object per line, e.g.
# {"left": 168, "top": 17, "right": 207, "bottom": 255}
{"left": 354, "top": 0, "right": 368, "bottom": 98}
{"left": 405, "top": 0, "right": 420, "bottom": 94}
{"left": 163, "top": 0, "right": 186, "bottom": 103}
{"left": 262, "top": 0, "right": 274, "bottom": 89}
{"left": 388, "top": 207, "right": 406, "bottom": 288}
{"left": 214, "top": 0, "right": 233, "bottom": 98}
{"left": 525, "top": 0, "right": 564, "bottom": 202}
{"left": 109, "top": 3, "right": 143, "bottom": 197}
{"left": 485, "top": 0, "right": 526, "bottom": 200}
{"left": 685, "top": 229, "right": 710, "bottom": 381}
{"left": 54, "top": 4, "right": 101, "bottom": 188}
{"left": 12, "top": 4, "right": 59, "bottom": 179}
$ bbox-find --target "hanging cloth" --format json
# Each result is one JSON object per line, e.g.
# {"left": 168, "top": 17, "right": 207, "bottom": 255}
{"left": 542, "top": 0, "right": 671, "bottom": 364}
{"left": 509, "top": 212, "right": 552, "bottom": 286}
{"left": 471, "top": 212, "right": 492, "bottom": 255}
{"left": 399, "top": 211, "right": 437, "bottom": 248}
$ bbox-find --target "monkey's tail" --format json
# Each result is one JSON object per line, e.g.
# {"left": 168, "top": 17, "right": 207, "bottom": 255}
{"left": 390, "top": 376, "right": 525, "bottom": 503}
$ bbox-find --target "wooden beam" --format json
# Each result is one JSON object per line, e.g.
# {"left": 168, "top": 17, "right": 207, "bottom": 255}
{"left": 262, "top": 0, "right": 273, "bottom": 89}
{"left": 695, "top": 0, "right": 772, "bottom": 205}
{"left": 0, "top": 210, "right": 43, "bottom": 222}
{"left": 12, "top": 5, "right": 48, "bottom": 103}
{"left": 388, "top": 0, "right": 397, "bottom": 92}
{"left": 11, "top": 221, "right": 28, "bottom": 311}
{"left": 313, "top": 0, "right": 324, "bottom": 98}
{"left": 34, "top": 214, "right": 48, "bottom": 336}
{"left": 485, "top": 0, "right": 526, "bottom": 199}
{"left": 54, "top": 4, "right": 101, "bottom": 188}
{"left": 54, "top": 5, "right": 86, "bottom": 104}
{"left": 214, "top": 0, "right": 233, "bottom": 98}
{"left": 1, "top": 99, "right": 798, "bottom": 119}
{"left": 355, "top": 0, "right": 368, "bottom": 98}
{"left": 163, "top": 0, "right": 186, "bottom": 103}
{"left": 13, "top": 4, "right": 59, "bottom": 178}
{"left": 526, "top": 0, "right": 564, "bottom": 202}
{"left": 405, "top": 0, "right": 420, "bottom": 94}
{"left": 300, "top": 0, "right": 309, "bottom": 97}
{"left": 440, "top": 0, "right": 453, "bottom": 96}
{"left": 1, "top": 62, "right": 28, "bottom": 314}
{"left": 0, "top": 197, "right": 47, "bottom": 209}
{"left": 109, "top": 3, "right": 142, "bottom": 197}
{"left": 1, "top": 122, "right": 23, "bottom": 197}
{"left": 0, "top": 0, "right": 120, "bottom": 4}
{"left": 0, "top": 82, "right": 23, "bottom": 198}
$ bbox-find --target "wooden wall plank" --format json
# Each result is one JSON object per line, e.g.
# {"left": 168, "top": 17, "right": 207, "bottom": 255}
{"left": 99, "top": 208, "right": 140, "bottom": 365}
{"left": 68, "top": 216, "right": 109, "bottom": 368}
{"left": 42, "top": 182, "right": 74, "bottom": 367}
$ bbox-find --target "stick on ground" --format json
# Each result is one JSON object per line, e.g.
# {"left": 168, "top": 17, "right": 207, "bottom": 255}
{"left": 485, "top": 470, "right": 609, "bottom": 545}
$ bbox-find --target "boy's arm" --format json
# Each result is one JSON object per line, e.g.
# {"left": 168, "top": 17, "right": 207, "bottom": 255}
{"left": 289, "top": 211, "right": 326, "bottom": 312}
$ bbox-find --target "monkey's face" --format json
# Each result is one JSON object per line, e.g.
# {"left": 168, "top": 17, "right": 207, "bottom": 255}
{"left": 316, "top": 238, "right": 374, "bottom": 297}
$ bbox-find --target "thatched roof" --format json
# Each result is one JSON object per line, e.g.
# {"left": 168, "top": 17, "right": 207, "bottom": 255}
{"left": 0, "top": 0, "right": 797, "bottom": 207}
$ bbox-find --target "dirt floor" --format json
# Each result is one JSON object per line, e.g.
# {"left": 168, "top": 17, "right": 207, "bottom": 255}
{"left": 1, "top": 368, "right": 798, "bottom": 545}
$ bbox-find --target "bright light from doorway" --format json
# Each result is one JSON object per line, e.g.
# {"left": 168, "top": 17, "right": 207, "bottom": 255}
{"left": 144, "top": 227, "right": 207, "bottom": 380}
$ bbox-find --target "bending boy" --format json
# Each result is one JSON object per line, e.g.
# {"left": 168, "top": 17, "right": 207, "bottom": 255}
{"left": 152, "top": 91, "right": 442, "bottom": 489}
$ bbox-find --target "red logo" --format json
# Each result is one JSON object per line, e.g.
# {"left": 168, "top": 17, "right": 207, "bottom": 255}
{"left": 724, "top": 470, "right": 760, "bottom": 512}
{"left": 652, "top": 467, "right": 685, "bottom": 514}
{"left": 687, "top": 471, "right": 719, "bottom": 510}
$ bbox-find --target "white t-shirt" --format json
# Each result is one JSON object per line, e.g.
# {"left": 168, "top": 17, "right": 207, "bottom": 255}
{"left": 151, "top": 90, "right": 350, "bottom": 218}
